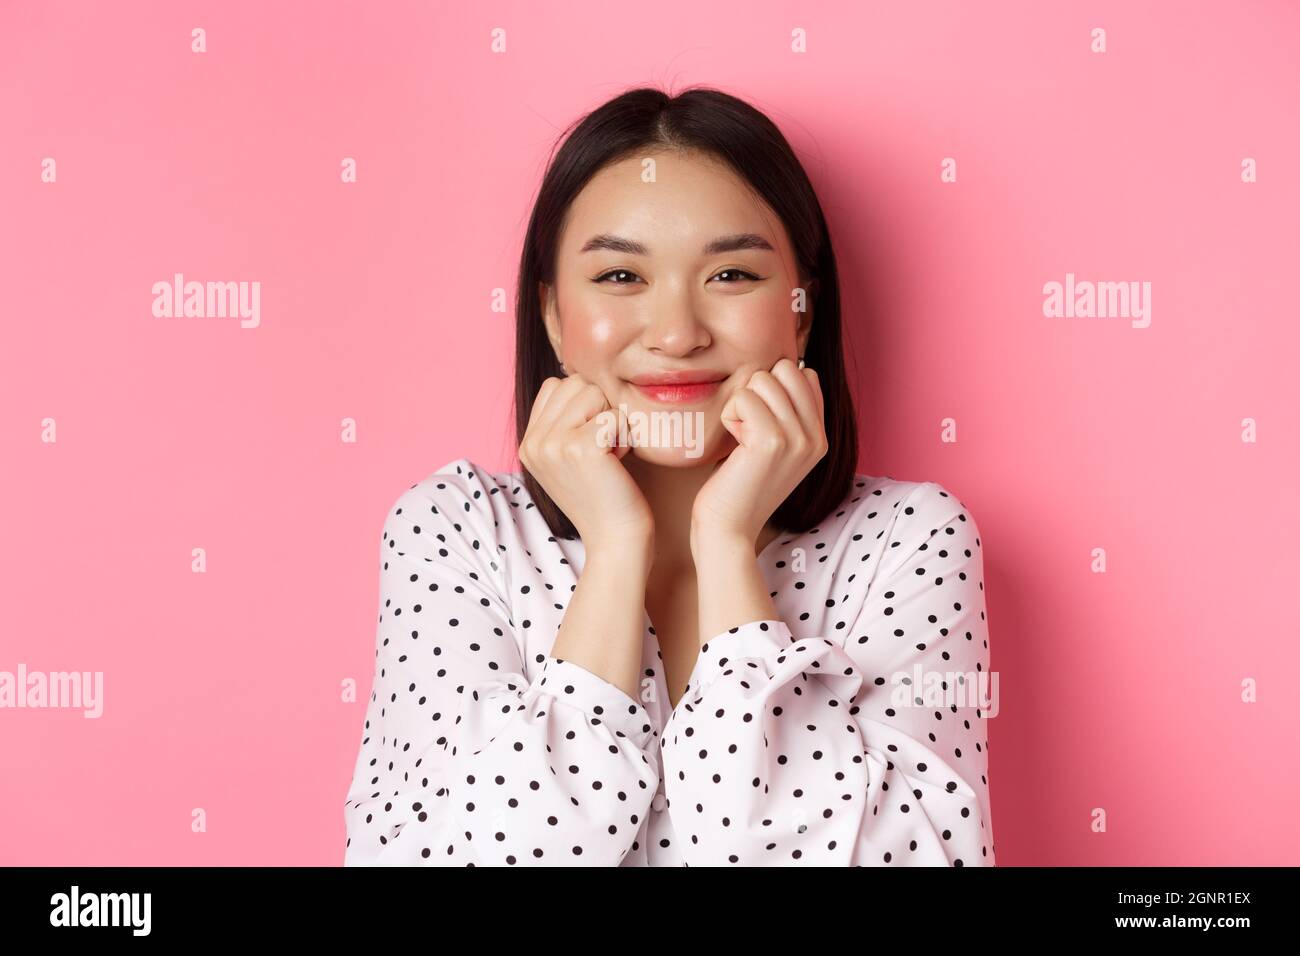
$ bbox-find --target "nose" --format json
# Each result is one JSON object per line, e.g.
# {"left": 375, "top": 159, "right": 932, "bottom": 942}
{"left": 640, "top": 290, "right": 711, "bottom": 358}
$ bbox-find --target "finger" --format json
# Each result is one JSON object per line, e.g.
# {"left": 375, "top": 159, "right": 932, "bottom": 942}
{"left": 527, "top": 376, "right": 564, "bottom": 432}
{"left": 745, "top": 368, "right": 804, "bottom": 440}
{"left": 767, "top": 358, "right": 821, "bottom": 437}
{"left": 533, "top": 374, "right": 597, "bottom": 436}
{"left": 802, "top": 366, "right": 825, "bottom": 423}
{"left": 551, "top": 381, "right": 614, "bottom": 434}
{"left": 721, "top": 386, "right": 781, "bottom": 448}
{"left": 579, "top": 404, "right": 625, "bottom": 454}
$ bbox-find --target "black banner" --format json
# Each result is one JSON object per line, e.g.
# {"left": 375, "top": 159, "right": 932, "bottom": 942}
{"left": 0, "top": 865, "right": 1283, "bottom": 939}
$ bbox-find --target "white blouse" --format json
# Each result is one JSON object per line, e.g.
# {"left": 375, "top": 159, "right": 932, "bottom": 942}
{"left": 343, "top": 457, "right": 996, "bottom": 866}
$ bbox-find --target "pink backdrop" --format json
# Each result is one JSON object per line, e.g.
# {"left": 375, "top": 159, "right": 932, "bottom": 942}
{"left": 2, "top": 0, "right": 1297, "bottom": 866}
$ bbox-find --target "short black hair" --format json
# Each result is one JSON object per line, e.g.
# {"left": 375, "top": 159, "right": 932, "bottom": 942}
{"left": 513, "top": 85, "right": 858, "bottom": 539}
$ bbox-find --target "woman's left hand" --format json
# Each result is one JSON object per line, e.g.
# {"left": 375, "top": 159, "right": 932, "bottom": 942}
{"left": 691, "top": 357, "right": 828, "bottom": 548}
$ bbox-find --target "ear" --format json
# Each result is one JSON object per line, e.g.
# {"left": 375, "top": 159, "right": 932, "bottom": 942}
{"left": 539, "top": 280, "right": 563, "bottom": 363}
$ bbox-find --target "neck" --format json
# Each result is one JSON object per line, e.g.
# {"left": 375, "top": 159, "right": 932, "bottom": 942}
{"left": 622, "top": 452, "right": 782, "bottom": 578}
{"left": 622, "top": 453, "right": 712, "bottom": 570}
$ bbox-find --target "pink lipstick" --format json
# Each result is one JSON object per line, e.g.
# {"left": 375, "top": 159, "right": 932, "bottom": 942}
{"left": 628, "top": 370, "right": 727, "bottom": 405}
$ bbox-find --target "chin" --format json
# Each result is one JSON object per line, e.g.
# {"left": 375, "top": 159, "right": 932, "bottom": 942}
{"left": 628, "top": 432, "right": 731, "bottom": 468}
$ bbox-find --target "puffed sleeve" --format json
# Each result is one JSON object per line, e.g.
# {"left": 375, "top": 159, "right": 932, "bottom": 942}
{"left": 660, "top": 481, "right": 995, "bottom": 866}
{"left": 343, "top": 464, "right": 661, "bottom": 866}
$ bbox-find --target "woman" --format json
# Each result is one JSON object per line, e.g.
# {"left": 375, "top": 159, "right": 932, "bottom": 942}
{"left": 343, "top": 86, "right": 995, "bottom": 866}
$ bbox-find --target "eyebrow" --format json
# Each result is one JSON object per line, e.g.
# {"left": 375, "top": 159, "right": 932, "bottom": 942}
{"left": 578, "top": 232, "right": 775, "bottom": 256}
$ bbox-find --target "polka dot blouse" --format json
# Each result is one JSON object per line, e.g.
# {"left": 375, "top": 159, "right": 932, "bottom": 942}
{"left": 343, "top": 457, "right": 996, "bottom": 866}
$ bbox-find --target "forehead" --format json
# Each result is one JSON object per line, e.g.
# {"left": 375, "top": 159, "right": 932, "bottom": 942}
{"left": 561, "top": 149, "right": 787, "bottom": 253}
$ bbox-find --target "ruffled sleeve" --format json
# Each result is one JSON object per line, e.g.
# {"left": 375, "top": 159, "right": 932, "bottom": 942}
{"left": 343, "top": 462, "right": 661, "bottom": 866}
{"left": 660, "top": 482, "right": 995, "bottom": 866}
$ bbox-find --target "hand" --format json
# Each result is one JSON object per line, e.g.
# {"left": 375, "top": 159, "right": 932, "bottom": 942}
{"left": 519, "top": 374, "right": 654, "bottom": 556}
{"left": 691, "top": 357, "right": 828, "bottom": 548}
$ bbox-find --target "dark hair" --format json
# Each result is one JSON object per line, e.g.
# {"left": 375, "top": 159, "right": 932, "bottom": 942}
{"left": 513, "top": 85, "right": 858, "bottom": 540}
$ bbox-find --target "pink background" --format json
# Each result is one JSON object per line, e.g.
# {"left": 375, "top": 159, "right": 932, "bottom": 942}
{"left": 2, "top": 0, "right": 1298, "bottom": 865}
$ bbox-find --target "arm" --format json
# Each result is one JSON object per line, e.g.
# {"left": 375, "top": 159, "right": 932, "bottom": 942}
{"left": 662, "top": 482, "right": 996, "bottom": 866}
{"left": 343, "top": 469, "right": 660, "bottom": 866}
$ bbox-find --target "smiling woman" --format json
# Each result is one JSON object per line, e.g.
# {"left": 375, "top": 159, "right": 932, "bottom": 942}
{"left": 342, "top": 85, "right": 996, "bottom": 867}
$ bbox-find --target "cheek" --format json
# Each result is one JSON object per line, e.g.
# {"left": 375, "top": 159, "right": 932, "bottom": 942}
{"left": 563, "top": 314, "right": 621, "bottom": 355}
{"left": 557, "top": 284, "right": 623, "bottom": 351}
{"left": 714, "top": 294, "right": 795, "bottom": 353}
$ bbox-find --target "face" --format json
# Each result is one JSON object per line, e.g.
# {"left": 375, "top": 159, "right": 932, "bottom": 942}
{"left": 540, "top": 148, "right": 814, "bottom": 466}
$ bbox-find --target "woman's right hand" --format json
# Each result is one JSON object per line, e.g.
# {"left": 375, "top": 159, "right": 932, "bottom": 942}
{"left": 519, "top": 374, "right": 654, "bottom": 556}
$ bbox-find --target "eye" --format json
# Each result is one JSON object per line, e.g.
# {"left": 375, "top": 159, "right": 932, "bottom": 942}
{"left": 593, "top": 269, "right": 644, "bottom": 285}
{"left": 709, "top": 269, "right": 762, "bottom": 283}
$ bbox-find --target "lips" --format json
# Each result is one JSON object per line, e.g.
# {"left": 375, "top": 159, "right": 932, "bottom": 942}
{"left": 628, "top": 370, "right": 727, "bottom": 405}
{"left": 633, "top": 381, "right": 722, "bottom": 404}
